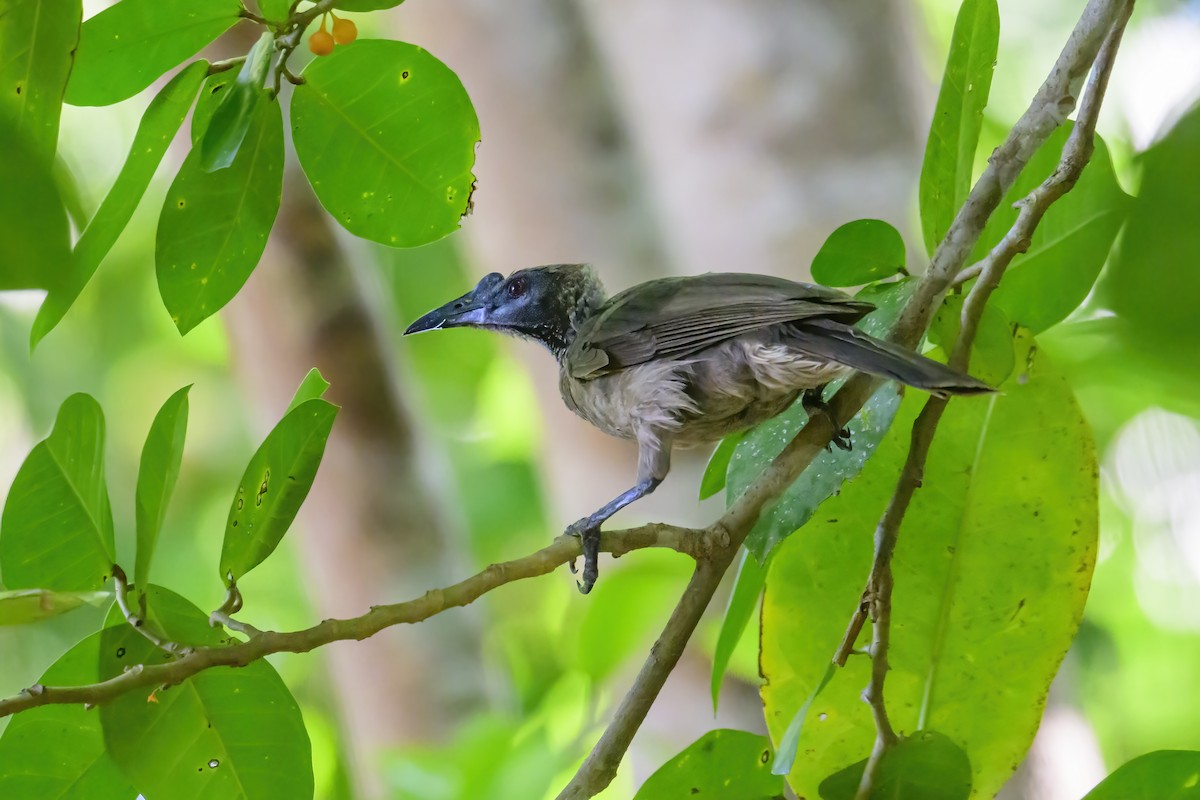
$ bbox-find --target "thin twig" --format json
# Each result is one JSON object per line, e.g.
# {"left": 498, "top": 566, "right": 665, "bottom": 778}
{"left": 111, "top": 566, "right": 192, "bottom": 657}
{"left": 207, "top": 56, "right": 247, "bottom": 77}
{"left": 847, "top": 7, "right": 1131, "bottom": 799}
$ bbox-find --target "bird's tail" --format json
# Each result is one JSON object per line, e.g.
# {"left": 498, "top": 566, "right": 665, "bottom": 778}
{"left": 788, "top": 319, "right": 995, "bottom": 397}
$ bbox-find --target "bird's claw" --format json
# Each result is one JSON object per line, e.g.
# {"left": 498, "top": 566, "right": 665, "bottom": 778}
{"left": 566, "top": 519, "right": 601, "bottom": 594}
{"left": 803, "top": 386, "right": 853, "bottom": 452}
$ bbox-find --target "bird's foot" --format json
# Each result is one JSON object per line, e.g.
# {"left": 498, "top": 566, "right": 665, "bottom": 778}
{"left": 802, "top": 386, "right": 852, "bottom": 452}
{"left": 565, "top": 518, "right": 601, "bottom": 594}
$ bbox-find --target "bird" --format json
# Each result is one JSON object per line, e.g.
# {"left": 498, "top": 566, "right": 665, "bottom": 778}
{"left": 405, "top": 265, "right": 993, "bottom": 593}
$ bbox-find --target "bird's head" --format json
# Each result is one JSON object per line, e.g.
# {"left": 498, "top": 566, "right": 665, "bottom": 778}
{"left": 404, "top": 264, "right": 606, "bottom": 357}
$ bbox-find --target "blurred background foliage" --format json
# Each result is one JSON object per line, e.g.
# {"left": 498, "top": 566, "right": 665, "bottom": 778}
{"left": 1, "top": 0, "right": 1199, "bottom": 798}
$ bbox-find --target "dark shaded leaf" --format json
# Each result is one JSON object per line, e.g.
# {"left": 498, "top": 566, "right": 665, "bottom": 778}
{"left": 0, "top": 0, "right": 81, "bottom": 161}
{"left": 200, "top": 32, "right": 274, "bottom": 172}
{"left": 1081, "top": 751, "right": 1200, "bottom": 800}
{"left": 811, "top": 219, "right": 906, "bottom": 287}
{"left": 818, "top": 731, "right": 972, "bottom": 800}
{"left": 0, "top": 118, "right": 70, "bottom": 291}
{"left": 635, "top": 729, "right": 784, "bottom": 800}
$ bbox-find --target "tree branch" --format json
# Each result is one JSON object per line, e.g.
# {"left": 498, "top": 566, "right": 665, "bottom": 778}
{"left": 844, "top": 7, "right": 1131, "bottom": 799}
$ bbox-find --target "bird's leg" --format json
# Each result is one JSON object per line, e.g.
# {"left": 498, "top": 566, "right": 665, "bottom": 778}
{"left": 566, "top": 477, "right": 662, "bottom": 593}
{"left": 803, "top": 384, "right": 852, "bottom": 451}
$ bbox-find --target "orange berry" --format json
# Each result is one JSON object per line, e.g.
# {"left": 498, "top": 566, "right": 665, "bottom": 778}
{"left": 309, "top": 30, "right": 334, "bottom": 56}
{"left": 332, "top": 17, "right": 357, "bottom": 45}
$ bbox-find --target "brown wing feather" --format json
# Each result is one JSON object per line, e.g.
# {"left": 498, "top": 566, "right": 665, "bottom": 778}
{"left": 568, "top": 273, "right": 873, "bottom": 380}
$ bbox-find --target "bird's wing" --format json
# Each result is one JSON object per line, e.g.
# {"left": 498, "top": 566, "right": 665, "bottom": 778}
{"left": 568, "top": 273, "right": 875, "bottom": 380}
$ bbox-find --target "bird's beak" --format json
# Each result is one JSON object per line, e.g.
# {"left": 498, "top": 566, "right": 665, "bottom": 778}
{"left": 404, "top": 289, "right": 489, "bottom": 335}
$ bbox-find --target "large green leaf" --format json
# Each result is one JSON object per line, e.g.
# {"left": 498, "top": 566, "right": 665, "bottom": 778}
{"left": 818, "top": 730, "right": 972, "bottom": 800}
{"left": 0, "top": 631, "right": 136, "bottom": 799}
{"left": 32, "top": 60, "right": 208, "bottom": 347}
{"left": 99, "top": 586, "right": 313, "bottom": 800}
{"left": 760, "top": 331, "right": 1097, "bottom": 799}
{"left": 728, "top": 280, "right": 912, "bottom": 563}
{"left": 811, "top": 219, "right": 906, "bottom": 287}
{"left": 919, "top": 0, "right": 999, "bottom": 257}
{"left": 0, "top": 0, "right": 81, "bottom": 161}
{"left": 0, "top": 393, "right": 115, "bottom": 591}
{"left": 291, "top": 39, "right": 480, "bottom": 247}
{"left": 710, "top": 547, "right": 767, "bottom": 711}
{"left": 969, "top": 125, "right": 1127, "bottom": 333}
{"left": 1081, "top": 751, "right": 1200, "bottom": 800}
{"left": 929, "top": 293, "right": 1014, "bottom": 386}
{"left": 134, "top": 385, "right": 191, "bottom": 588}
{"left": 219, "top": 380, "right": 338, "bottom": 585}
{"left": 0, "top": 118, "right": 71, "bottom": 291}
{"left": 200, "top": 32, "right": 274, "bottom": 172}
{"left": 337, "top": 0, "right": 407, "bottom": 10}
{"left": 634, "top": 729, "right": 784, "bottom": 800}
{"left": 66, "top": 0, "right": 241, "bottom": 106}
{"left": 1104, "top": 102, "right": 1200, "bottom": 354}
{"left": 0, "top": 588, "right": 109, "bottom": 625}
{"left": 156, "top": 87, "right": 284, "bottom": 334}
{"left": 256, "top": 0, "right": 292, "bottom": 23}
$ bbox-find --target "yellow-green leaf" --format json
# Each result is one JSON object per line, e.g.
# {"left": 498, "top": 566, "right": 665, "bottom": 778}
{"left": 0, "top": 0, "right": 81, "bottom": 161}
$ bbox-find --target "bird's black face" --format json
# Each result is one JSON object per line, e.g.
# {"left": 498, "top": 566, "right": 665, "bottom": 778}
{"left": 404, "top": 266, "right": 587, "bottom": 352}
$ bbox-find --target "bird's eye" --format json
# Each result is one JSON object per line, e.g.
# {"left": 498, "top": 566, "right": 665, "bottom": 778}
{"left": 507, "top": 276, "right": 528, "bottom": 298}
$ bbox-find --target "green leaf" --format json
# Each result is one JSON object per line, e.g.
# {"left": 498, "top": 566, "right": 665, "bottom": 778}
{"left": 1081, "top": 751, "right": 1200, "bottom": 800}
{"left": 1104, "top": 102, "right": 1200, "bottom": 353}
{"left": 929, "top": 293, "right": 1015, "bottom": 386}
{"left": 0, "top": 118, "right": 71, "bottom": 291}
{"left": 156, "top": 88, "right": 284, "bottom": 334}
{"left": 99, "top": 586, "right": 313, "bottom": 800}
{"left": 0, "top": 393, "right": 115, "bottom": 590}
{"left": 0, "top": 631, "right": 136, "bottom": 799}
{"left": 285, "top": 367, "right": 332, "bottom": 414}
{"left": 219, "top": 392, "right": 339, "bottom": 585}
{"left": 0, "top": 0, "right": 81, "bottom": 162}
{"left": 919, "top": 0, "right": 999, "bottom": 257}
{"left": 818, "top": 731, "right": 972, "bottom": 800}
{"left": 699, "top": 430, "right": 745, "bottom": 500}
{"left": 760, "top": 331, "right": 1097, "bottom": 799}
{"left": 66, "top": 0, "right": 241, "bottom": 106}
{"left": 634, "top": 729, "right": 784, "bottom": 800}
{"left": 134, "top": 385, "right": 191, "bottom": 589}
{"left": 710, "top": 547, "right": 766, "bottom": 710}
{"left": 256, "top": 0, "right": 293, "bottom": 23}
{"left": 200, "top": 32, "right": 274, "bottom": 172}
{"left": 291, "top": 39, "right": 480, "bottom": 247}
{"left": 337, "top": 0, "right": 407, "bottom": 11}
{"left": 970, "top": 124, "right": 1127, "bottom": 333}
{"left": 32, "top": 60, "right": 208, "bottom": 348}
{"left": 811, "top": 220, "right": 906, "bottom": 287}
{"left": 0, "top": 588, "right": 110, "bottom": 625}
{"left": 772, "top": 662, "right": 836, "bottom": 776}
{"left": 730, "top": 280, "right": 912, "bottom": 563}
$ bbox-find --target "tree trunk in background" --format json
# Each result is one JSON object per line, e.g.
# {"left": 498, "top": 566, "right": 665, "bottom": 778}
{"left": 223, "top": 179, "right": 483, "bottom": 800}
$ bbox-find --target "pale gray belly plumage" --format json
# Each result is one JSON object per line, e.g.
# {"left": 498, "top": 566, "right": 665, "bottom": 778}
{"left": 559, "top": 334, "right": 851, "bottom": 448}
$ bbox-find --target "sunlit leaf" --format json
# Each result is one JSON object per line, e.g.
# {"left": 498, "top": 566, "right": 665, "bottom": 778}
{"left": 200, "top": 32, "right": 274, "bottom": 172}
{"left": 929, "top": 293, "right": 1015, "bottom": 386}
{"left": 0, "top": 0, "right": 81, "bottom": 161}
{"left": 811, "top": 219, "right": 906, "bottom": 287}
{"left": 134, "top": 385, "right": 191, "bottom": 588}
{"left": 1081, "top": 750, "right": 1200, "bottom": 800}
{"left": 156, "top": 87, "right": 283, "bottom": 334}
{"left": 219, "top": 378, "right": 338, "bottom": 585}
{"left": 286, "top": 367, "right": 332, "bottom": 414}
{"left": 711, "top": 548, "right": 767, "bottom": 711}
{"left": 0, "top": 588, "right": 110, "bottom": 625}
{"left": 0, "top": 393, "right": 114, "bottom": 591}
{"left": 99, "top": 586, "right": 313, "bottom": 800}
{"left": 772, "top": 662, "right": 836, "bottom": 776}
{"left": 0, "top": 631, "right": 136, "bottom": 799}
{"left": 919, "top": 0, "right": 999, "bottom": 256}
{"left": 634, "top": 729, "right": 784, "bottom": 800}
{"left": 66, "top": 0, "right": 241, "bottom": 106}
{"left": 761, "top": 331, "right": 1097, "bottom": 799}
{"left": 32, "top": 60, "right": 208, "bottom": 347}
{"left": 0, "top": 118, "right": 70, "bottom": 291}
{"left": 291, "top": 39, "right": 480, "bottom": 247}
{"left": 818, "top": 730, "right": 972, "bottom": 800}
{"left": 729, "top": 280, "right": 912, "bottom": 563}
{"left": 970, "top": 124, "right": 1127, "bottom": 333}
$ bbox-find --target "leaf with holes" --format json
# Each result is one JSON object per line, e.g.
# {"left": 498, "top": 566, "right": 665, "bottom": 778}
{"left": 219, "top": 378, "right": 338, "bottom": 585}
{"left": 919, "top": 0, "right": 999, "bottom": 256}
{"left": 156, "top": 85, "right": 283, "bottom": 334}
{"left": 98, "top": 586, "right": 313, "bottom": 800}
{"left": 634, "top": 729, "right": 784, "bottom": 800}
{"left": 0, "top": 631, "right": 135, "bottom": 799}
{"left": 200, "top": 32, "right": 274, "bottom": 172}
{"left": 33, "top": 60, "right": 208, "bottom": 347}
{"left": 0, "top": 393, "right": 114, "bottom": 590}
{"left": 66, "top": 0, "right": 241, "bottom": 106}
{"left": 291, "top": 39, "right": 480, "bottom": 247}
{"left": 0, "top": 0, "right": 81, "bottom": 161}
{"left": 761, "top": 331, "right": 1097, "bottom": 799}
